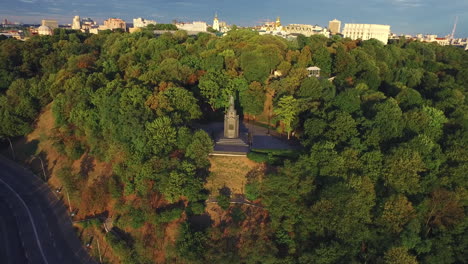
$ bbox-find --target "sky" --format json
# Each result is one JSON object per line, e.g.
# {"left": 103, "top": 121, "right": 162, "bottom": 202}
{"left": 1, "top": 0, "right": 468, "bottom": 37}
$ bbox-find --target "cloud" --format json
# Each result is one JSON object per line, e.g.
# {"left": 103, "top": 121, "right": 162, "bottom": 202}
{"left": 19, "top": 0, "right": 38, "bottom": 3}
{"left": 47, "top": 7, "right": 62, "bottom": 13}
{"left": 391, "top": 0, "right": 423, "bottom": 8}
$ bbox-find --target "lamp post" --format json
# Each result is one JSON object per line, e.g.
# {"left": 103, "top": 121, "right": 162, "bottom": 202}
{"left": 267, "top": 105, "right": 271, "bottom": 135}
{"left": 33, "top": 155, "right": 47, "bottom": 181}
{"left": 8, "top": 137, "right": 15, "bottom": 160}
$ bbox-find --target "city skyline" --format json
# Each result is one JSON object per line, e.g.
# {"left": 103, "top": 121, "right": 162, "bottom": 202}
{"left": 2, "top": 0, "right": 468, "bottom": 37}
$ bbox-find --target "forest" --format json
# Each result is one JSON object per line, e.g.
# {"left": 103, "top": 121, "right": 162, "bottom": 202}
{"left": 0, "top": 26, "right": 467, "bottom": 264}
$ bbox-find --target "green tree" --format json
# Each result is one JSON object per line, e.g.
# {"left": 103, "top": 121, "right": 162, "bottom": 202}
{"left": 275, "top": 95, "right": 299, "bottom": 139}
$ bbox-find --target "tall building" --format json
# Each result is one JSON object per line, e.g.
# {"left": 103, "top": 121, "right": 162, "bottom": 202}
{"left": 342, "top": 23, "right": 391, "bottom": 44}
{"left": 133, "top": 17, "right": 157, "bottom": 28}
{"left": 329, "top": 19, "right": 341, "bottom": 35}
{"left": 103, "top": 18, "right": 126, "bottom": 30}
{"left": 41, "top": 19, "right": 58, "bottom": 29}
{"left": 212, "top": 13, "right": 219, "bottom": 31}
{"left": 72, "top": 16, "right": 81, "bottom": 30}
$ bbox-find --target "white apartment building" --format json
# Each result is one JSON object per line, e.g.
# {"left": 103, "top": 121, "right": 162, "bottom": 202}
{"left": 176, "top": 21, "right": 207, "bottom": 32}
{"left": 133, "top": 18, "right": 157, "bottom": 28}
{"left": 342, "top": 23, "right": 390, "bottom": 44}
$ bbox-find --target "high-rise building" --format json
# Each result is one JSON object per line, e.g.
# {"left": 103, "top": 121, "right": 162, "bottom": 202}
{"left": 342, "top": 23, "right": 391, "bottom": 44}
{"left": 103, "top": 18, "right": 126, "bottom": 30}
{"left": 133, "top": 17, "right": 157, "bottom": 28}
{"left": 72, "top": 16, "right": 81, "bottom": 30}
{"left": 212, "top": 13, "right": 219, "bottom": 31}
{"left": 329, "top": 19, "right": 341, "bottom": 35}
{"left": 41, "top": 19, "right": 58, "bottom": 29}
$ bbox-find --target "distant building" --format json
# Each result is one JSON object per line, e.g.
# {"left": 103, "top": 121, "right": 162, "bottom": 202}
{"left": 283, "top": 24, "right": 330, "bottom": 37}
{"left": 41, "top": 19, "right": 58, "bottom": 29}
{"left": 212, "top": 13, "right": 220, "bottom": 31}
{"left": 102, "top": 18, "right": 126, "bottom": 31}
{"left": 176, "top": 21, "right": 207, "bottom": 32}
{"left": 72, "top": 16, "right": 81, "bottom": 30}
{"left": 342, "top": 23, "right": 390, "bottom": 44}
{"left": 38, "top": 25, "right": 53, "bottom": 35}
{"left": 329, "top": 19, "right": 341, "bottom": 35}
{"left": 133, "top": 17, "right": 157, "bottom": 28}
{"left": 434, "top": 37, "right": 450, "bottom": 46}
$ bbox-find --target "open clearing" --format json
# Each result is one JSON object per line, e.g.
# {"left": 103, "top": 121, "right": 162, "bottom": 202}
{"left": 206, "top": 156, "right": 261, "bottom": 196}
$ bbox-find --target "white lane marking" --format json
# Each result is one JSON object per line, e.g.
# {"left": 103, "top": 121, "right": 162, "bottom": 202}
{"left": 0, "top": 177, "right": 50, "bottom": 264}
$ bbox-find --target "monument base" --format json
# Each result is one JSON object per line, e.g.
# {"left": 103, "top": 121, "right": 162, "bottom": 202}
{"left": 212, "top": 133, "right": 250, "bottom": 156}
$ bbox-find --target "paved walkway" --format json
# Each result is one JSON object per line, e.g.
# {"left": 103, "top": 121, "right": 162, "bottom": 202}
{"left": 206, "top": 194, "right": 264, "bottom": 209}
{"left": 196, "top": 121, "right": 300, "bottom": 152}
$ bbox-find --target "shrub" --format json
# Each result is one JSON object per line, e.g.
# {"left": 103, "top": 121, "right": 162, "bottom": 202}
{"left": 157, "top": 208, "right": 184, "bottom": 224}
{"left": 217, "top": 193, "right": 231, "bottom": 210}
{"left": 245, "top": 182, "right": 260, "bottom": 201}
{"left": 187, "top": 202, "right": 206, "bottom": 215}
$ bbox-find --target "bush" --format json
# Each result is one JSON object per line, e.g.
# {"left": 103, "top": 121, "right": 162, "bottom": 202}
{"left": 245, "top": 182, "right": 260, "bottom": 201}
{"left": 230, "top": 206, "right": 246, "bottom": 224}
{"left": 157, "top": 208, "right": 184, "bottom": 224}
{"left": 108, "top": 175, "right": 123, "bottom": 199}
{"left": 247, "top": 151, "right": 270, "bottom": 163}
{"left": 187, "top": 202, "right": 206, "bottom": 215}
{"left": 56, "top": 166, "right": 80, "bottom": 198}
{"left": 105, "top": 232, "right": 138, "bottom": 264}
{"left": 65, "top": 141, "right": 85, "bottom": 160}
{"left": 247, "top": 148, "right": 300, "bottom": 164}
{"left": 129, "top": 208, "right": 146, "bottom": 229}
{"left": 217, "top": 193, "right": 231, "bottom": 210}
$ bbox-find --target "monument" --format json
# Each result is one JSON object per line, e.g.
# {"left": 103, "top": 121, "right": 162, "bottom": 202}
{"left": 224, "top": 95, "right": 239, "bottom": 139}
{"left": 212, "top": 95, "right": 249, "bottom": 156}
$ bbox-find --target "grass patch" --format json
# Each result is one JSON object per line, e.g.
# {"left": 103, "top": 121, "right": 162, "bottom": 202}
{"left": 206, "top": 156, "right": 258, "bottom": 196}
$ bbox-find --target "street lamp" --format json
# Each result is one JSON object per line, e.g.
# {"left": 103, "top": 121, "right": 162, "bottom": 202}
{"left": 32, "top": 155, "right": 47, "bottom": 181}
{"left": 267, "top": 105, "right": 271, "bottom": 135}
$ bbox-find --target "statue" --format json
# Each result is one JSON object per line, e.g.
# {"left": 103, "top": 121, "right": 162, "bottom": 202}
{"left": 224, "top": 95, "right": 239, "bottom": 139}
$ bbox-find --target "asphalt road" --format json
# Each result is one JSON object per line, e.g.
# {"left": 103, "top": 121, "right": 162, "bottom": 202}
{"left": 0, "top": 199, "right": 27, "bottom": 264}
{"left": 0, "top": 156, "right": 97, "bottom": 264}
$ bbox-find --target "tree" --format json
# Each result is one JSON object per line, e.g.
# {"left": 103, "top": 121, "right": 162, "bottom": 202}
{"left": 146, "top": 116, "right": 177, "bottom": 155}
{"left": 240, "top": 50, "right": 271, "bottom": 83}
{"left": 312, "top": 46, "right": 332, "bottom": 75}
{"left": 185, "top": 130, "right": 213, "bottom": 168}
{"left": 379, "top": 195, "right": 415, "bottom": 233}
{"left": 275, "top": 95, "right": 299, "bottom": 139}
{"left": 383, "top": 147, "right": 426, "bottom": 194}
{"left": 384, "top": 247, "right": 418, "bottom": 264}
{"left": 239, "top": 81, "right": 265, "bottom": 116}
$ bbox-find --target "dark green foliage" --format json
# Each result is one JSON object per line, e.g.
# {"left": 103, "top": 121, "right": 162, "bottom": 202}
{"left": 245, "top": 182, "right": 260, "bottom": 201}
{"left": 157, "top": 207, "right": 184, "bottom": 224}
{"left": 175, "top": 223, "right": 208, "bottom": 262}
{"left": 151, "top": 24, "right": 178, "bottom": 30}
{"left": 217, "top": 193, "right": 231, "bottom": 210}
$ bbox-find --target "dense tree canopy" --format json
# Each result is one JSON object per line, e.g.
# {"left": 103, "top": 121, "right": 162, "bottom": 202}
{"left": 1, "top": 29, "right": 466, "bottom": 264}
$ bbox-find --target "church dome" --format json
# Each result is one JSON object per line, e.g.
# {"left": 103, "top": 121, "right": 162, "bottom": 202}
{"left": 38, "top": 25, "right": 52, "bottom": 35}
